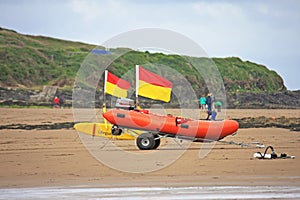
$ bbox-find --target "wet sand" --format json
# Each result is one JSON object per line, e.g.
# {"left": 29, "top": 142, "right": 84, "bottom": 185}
{"left": 0, "top": 108, "right": 299, "bottom": 189}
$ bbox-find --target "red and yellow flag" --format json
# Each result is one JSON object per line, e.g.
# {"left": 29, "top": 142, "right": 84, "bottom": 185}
{"left": 136, "top": 65, "right": 172, "bottom": 102}
{"left": 104, "top": 70, "right": 130, "bottom": 98}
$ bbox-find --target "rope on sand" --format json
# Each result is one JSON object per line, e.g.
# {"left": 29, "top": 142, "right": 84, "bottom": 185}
{"left": 216, "top": 140, "right": 265, "bottom": 148}
{"left": 192, "top": 137, "right": 266, "bottom": 148}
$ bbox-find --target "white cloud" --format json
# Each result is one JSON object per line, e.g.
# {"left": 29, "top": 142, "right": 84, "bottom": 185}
{"left": 69, "top": 0, "right": 128, "bottom": 22}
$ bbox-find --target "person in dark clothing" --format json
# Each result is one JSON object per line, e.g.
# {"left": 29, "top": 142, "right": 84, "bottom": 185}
{"left": 206, "top": 108, "right": 218, "bottom": 120}
{"left": 206, "top": 93, "right": 212, "bottom": 113}
{"left": 59, "top": 96, "right": 64, "bottom": 109}
{"left": 205, "top": 93, "right": 214, "bottom": 120}
{"left": 206, "top": 110, "right": 212, "bottom": 120}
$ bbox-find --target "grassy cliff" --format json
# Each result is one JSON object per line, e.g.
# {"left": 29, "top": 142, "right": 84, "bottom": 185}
{"left": 0, "top": 27, "right": 286, "bottom": 94}
{"left": 0, "top": 27, "right": 94, "bottom": 87}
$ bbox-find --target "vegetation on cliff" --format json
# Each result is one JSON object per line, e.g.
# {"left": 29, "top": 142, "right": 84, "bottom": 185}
{"left": 0, "top": 27, "right": 93, "bottom": 87}
{"left": 0, "top": 27, "right": 286, "bottom": 96}
{"left": 0, "top": 28, "right": 286, "bottom": 93}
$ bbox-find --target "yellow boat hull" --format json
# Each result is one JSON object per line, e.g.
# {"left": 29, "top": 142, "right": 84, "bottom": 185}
{"left": 74, "top": 122, "right": 135, "bottom": 140}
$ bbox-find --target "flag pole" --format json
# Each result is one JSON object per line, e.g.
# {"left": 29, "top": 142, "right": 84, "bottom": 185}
{"left": 103, "top": 70, "right": 108, "bottom": 129}
{"left": 135, "top": 65, "right": 139, "bottom": 106}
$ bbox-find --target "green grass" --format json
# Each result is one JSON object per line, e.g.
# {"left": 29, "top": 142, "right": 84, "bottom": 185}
{"left": 0, "top": 27, "right": 286, "bottom": 94}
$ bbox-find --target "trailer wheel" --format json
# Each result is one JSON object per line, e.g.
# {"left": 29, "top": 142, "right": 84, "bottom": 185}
{"left": 136, "top": 133, "right": 155, "bottom": 150}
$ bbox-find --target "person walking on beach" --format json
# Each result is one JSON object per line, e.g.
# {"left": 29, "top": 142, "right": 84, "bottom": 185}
{"left": 206, "top": 93, "right": 212, "bottom": 113}
{"left": 53, "top": 96, "right": 59, "bottom": 109}
{"left": 205, "top": 93, "right": 212, "bottom": 120}
{"left": 59, "top": 96, "right": 64, "bottom": 109}
{"left": 216, "top": 100, "right": 222, "bottom": 112}
{"left": 199, "top": 94, "right": 206, "bottom": 110}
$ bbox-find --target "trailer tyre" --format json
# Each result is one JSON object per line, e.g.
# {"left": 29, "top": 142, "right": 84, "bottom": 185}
{"left": 136, "top": 133, "right": 155, "bottom": 150}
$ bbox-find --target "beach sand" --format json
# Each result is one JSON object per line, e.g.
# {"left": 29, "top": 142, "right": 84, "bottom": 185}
{"left": 0, "top": 108, "right": 299, "bottom": 189}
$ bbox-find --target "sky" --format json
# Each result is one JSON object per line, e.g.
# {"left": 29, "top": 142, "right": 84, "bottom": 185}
{"left": 0, "top": 0, "right": 299, "bottom": 90}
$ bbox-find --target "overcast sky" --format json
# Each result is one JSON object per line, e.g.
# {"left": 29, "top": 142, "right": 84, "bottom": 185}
{"left": 1, "top": 0, "right": 299, "bottom": 90}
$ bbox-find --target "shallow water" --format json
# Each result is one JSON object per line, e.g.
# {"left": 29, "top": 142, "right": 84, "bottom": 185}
{"left": 1, "top": 186, "right": 300, "bottom": 200}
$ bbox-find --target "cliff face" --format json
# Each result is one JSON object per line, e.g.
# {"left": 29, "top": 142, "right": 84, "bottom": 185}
{"left": 213, "top": 57, "right": 286, "bottom": 92}
{"left": 0, "top": 86, "right": 299, "bottom": 108}
{"left": 227, "top": 90, "right": 300, "bottom": 109}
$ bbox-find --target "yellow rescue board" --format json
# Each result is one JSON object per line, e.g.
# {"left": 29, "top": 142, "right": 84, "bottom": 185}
{"left": 74, "top": 123, "right": 135, "bottom": 140}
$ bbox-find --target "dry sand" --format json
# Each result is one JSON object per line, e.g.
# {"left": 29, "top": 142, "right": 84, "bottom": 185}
{"left": 0, "top": 108, "right": 299, "bottom": 188}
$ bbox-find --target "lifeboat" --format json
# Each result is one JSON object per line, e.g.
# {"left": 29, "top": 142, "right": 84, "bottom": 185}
{"left": 103, "top": 108, "right": 239, "bottom": 150}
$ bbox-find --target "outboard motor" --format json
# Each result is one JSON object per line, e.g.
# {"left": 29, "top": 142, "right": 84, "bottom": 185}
{"left": 111, "top": 125, "right": 122, "bottom": 136}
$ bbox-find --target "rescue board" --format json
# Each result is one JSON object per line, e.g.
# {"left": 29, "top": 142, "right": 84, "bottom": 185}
{"left": 74, "top": 122, "right": 135, "bottom": 140}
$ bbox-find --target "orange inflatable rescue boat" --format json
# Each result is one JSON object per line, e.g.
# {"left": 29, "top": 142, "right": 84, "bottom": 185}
{"left": 103, "top": 108, "right": 239, "bottom": 150}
